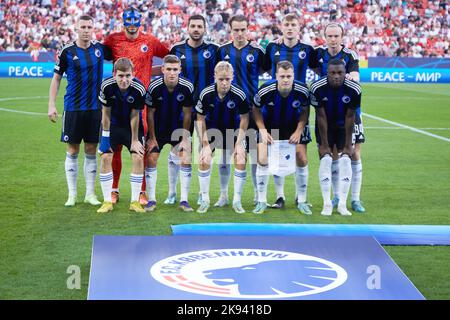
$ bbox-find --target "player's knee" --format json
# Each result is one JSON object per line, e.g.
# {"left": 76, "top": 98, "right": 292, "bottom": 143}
{"left": 234, "top": 152, "right": 246, "bottom": 167}
{"left": 352, "top": 145, "right": 361, "bottom": 160}
{"left": 132, "top": 153, "right": 144, "bottom": 165}
{"left": 67, "top": 144, "right": 80, "bottom": 156}
{"left": 296, "top": 152, "right": 308, "bottom": 167}
{"left": 84, "top": 143, "right": 97, "bottom": 155}
{"left": 179, "top": 151, "right": 191, "bottom": 166}
{"left": 101, "top": 153, "right": 113, "bottom": 166}
{"left": 145, "top": 153, "right": 158, "bottom": 167}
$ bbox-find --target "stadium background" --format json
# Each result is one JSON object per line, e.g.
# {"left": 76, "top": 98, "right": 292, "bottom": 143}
{"left": 0, "top": 0, "right": 449, "bottom": 299}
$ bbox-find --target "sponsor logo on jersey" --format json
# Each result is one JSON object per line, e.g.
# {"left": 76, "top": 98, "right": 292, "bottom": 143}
{"left": 73, "top": 56, "right": 79, "bottom": 61}
{"left": 150, "top": 248, "right": 347, "bottom": 298}
{"left": 180, "top": 55, "right": 186, "bottom": 59}
{"left": 274, "top": 51, "right": 280, "bottom": 56}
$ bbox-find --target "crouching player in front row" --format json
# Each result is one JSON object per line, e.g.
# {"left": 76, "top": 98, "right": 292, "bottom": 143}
{"left": 144, "top": 55, "right": 195, "bottom": 212}
{"left": 97, "top": 58, "right": 147, "bottom": 213}
{"left": 195, "top": 61, "right": 249, "bottom": 214}
{"left": 252, "top": 60, "right": 311, "bottom": 215}
{"left": 310, "top": 59, "right": 361, "bottom": 216}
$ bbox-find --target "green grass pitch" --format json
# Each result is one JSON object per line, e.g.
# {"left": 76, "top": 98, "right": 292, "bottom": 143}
{"left": 0, "top": 78, "right": 449, "bottom": 299}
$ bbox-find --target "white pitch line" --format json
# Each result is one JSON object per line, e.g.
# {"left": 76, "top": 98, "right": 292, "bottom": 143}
{"left": 364, "top": 127, "right": 450, "bottom": 130}
{"left": 362, "top": 112, "right": 450, "bottom": 142}
{"left": 0, "top": 96, "right": 48, "bottom": 102}
{"left": 0, "top": 107, "right": 47, "bottom": 116}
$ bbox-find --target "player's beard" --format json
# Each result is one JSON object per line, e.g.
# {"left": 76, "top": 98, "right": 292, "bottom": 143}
{"left": 189, "top": 33, "right": 203, "bottom": 41}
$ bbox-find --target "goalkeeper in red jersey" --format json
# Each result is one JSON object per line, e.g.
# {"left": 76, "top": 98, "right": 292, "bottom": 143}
{"left": 104, "top": 7, "right": 169, "bottom": 205}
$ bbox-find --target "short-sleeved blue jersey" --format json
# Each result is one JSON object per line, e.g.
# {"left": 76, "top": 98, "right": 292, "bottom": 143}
{"left": 145, "top": 76, "right": 194, "bottom": 136}
{"left": 170, "top": 40, "right": 219, "bottom": 101}
{"left": 217, "top": 41, "right": 265, "bottom": 101}
{"left": 99, "top": 77, "right": 146, "bottom": 127}
{"left": 264, "top": 41, "right": 317, "bottom": 82}
{"left": 310, "top": 77, "right": 361, "bottom": 128}
{"left": 55, "top": 40, "right": 111, "bottom": 111}
{"left": 253, "top": 79, "right": 310, "bottom": 134}
{"left": 195, "top": 83, "right": 249, "bottom": 132}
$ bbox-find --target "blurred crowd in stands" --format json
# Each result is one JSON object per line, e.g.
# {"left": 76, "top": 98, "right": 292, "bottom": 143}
{"left": 0, "top": 0, "right": 448, "bottom": 58}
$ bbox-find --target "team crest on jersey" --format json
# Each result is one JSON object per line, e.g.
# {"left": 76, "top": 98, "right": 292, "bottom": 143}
{"left": 63, "top": 135, "right": 69, "bottom": 142}
{"left": 227, "top": 100, "right": 236, "bottom": 109}
{"left": 127, "top": 96, "right": 135, "bottom": 104}
{"left": 298, "top": 51, "right": 307, "bottom": 59}
{"left": 141, "top": 44, "right": 148, "bottom": 53}
{"left": 292, "top": 100, "right": 301, "bottom": 108}
{"left": 203, "top": 50, "right": 212, "bottom": 59}
{"left": 342, "top": 95, "right": 351, "bottom": 103}
{"left": 177, "top": 94, "right": 185, "bottom": 102}
{"left": 95, "top": 49, "right": 101, "bottom": 58}
{"left": 246, "top": 53, "right": 255, "bottom": 63}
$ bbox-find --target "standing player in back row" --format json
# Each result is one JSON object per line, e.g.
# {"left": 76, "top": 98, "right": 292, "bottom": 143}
{"left": 264, "top": 13, "right": 317, "bottom": 209}
{"left": 169, "top": 14, "right": 219, "bottom": 206}
{"left": 104, "top": 7, "right": 169, "bottom": 206}
{"left": 216, "top": 14, "right": 266, "bottom": 208}
{"left": 312, "top": 23, "right": 365, "bottom": 213}
{"left": 48, "top": 15, "right": 111, "bottom": 207}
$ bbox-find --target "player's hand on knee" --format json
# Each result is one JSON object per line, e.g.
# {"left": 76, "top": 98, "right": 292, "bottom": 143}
{"left": 319, "top": 144, "right": 332, "bottom": 159}
{"left": 289, "top": 131, "right": 301, "bottom": 144}
{"left": 131, "top": 140, "right": 144, "bottom": 156}
{"left": 146, "top": 137, "right": 158, "bottom": 152}
{"left": 260, "top": 130, "right": 273, "bottom": 145}
{"left": 342, "top": 145, "right": 354, "bottom": 158}
{"left": 180, "top": 137, "right": 192, "bottom": 154}
{"left": 200, "top": 144, "right": 212, "bottom": 163}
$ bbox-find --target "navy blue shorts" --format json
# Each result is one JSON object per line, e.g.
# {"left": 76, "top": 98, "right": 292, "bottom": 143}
{"left": 109, "top": 124, "right": 145, "bottom": 153}
{"left": 60, "top": 110, "right": 101, "bottom": 144}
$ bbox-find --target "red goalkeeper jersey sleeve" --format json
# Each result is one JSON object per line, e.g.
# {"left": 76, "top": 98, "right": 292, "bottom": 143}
{"left": 104, "top": 31, "right": 169, "bottom": 88}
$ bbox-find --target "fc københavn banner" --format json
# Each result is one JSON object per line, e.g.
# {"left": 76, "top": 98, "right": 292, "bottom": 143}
{"left": 88, "top": 235, "right": 424, "bottom": 300}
